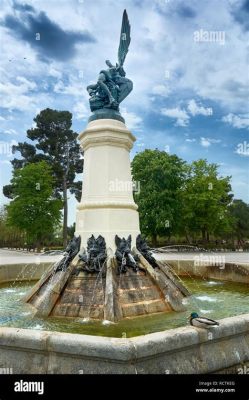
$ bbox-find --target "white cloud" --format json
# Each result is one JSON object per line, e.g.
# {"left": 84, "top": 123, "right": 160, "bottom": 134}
{"left": 121, "top": 108, "right": 143, "bottom": 130}
{"left": 185, "top": 138, "right": 196, "bottom": 142}
{"left": 0, "top": 75, "right": 38, "bottom": 112}
{"left": 187, "top": 99, "right": 212, "bottom": 116}
{"left": 0, "top": 160, "right": 11, "bottom": 165}
{"left": 200, "top": 137, "right": 221, "bottom": 147}
{"left": 4, "top": 129, "right": 17, "bottom": 135}
{"left": 161, "top": 107, "right": 189, "bottom": 126}
{"left": 53, "top": 76, "right": 85, "bottom": 97}
{"left": 222, "top": 113, "right": 249, "bottom": 129}
{"left": 152, "top": 84, "right": 171, "bottom": 97}
{"left": 16, "top": 76, "right": 36, "bottom": 90}
{"left": 200, "top": 137, "right": 211, "bottom": 147}
{"left": 161, "top": 99, "right": 213, "bottom": 127}
{"left": 73, "top": 102, "right": 88, "bottom": 120}
{"left": 48, "top": 67, "right": 62, "bottom": 79}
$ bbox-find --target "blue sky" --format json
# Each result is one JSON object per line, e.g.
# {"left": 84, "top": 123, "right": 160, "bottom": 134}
{"left": 0, "top": 0, "right": 248, "bottom": 225}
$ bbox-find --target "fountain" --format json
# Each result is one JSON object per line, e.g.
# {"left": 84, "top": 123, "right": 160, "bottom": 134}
{"left": 22, "top": 10, "right": 190, "bottom": 322}
{"left": 1, "top": 10, "right": 249, "bottom": 375}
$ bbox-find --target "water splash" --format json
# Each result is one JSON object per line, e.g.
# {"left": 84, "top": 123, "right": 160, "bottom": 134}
{"left": 102, "top": 320, "right": 114, "bottom": 326}
{"left": 205, "top": 280, "right": 224, "bottom": 286}
{"left": 32, "top": 324, "right": 44, "bottom": 330}
{"left": 195, "top": 295, "right": 221, "bottom": 303}
{"left": 87, "top": 260, "right": 106, "bottom": 319}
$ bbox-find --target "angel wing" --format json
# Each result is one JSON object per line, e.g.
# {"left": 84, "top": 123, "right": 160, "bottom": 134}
{"left": 118, "top": 10, "right": 131, "bottom": 67}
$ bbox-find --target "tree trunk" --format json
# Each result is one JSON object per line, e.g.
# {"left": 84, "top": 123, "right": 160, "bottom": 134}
{"left": 201, "top": 228, "right": 206, "bottom": 242}
{"left": 36, "top": 238, "right": 41, "bottom": 253}
{"left": 63, "top": 178, "right": 68, "bottom": 248}
{"left": 185, "top": 231, "right": 191, "bottom": 244}
{"left": 151, "top": 233, "right": 157, "bottom": 247}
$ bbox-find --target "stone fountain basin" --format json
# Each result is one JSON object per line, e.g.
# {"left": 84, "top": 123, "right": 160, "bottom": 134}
{"left": 0, "top": 314, "right": 249, "bottom": 374}
{"left": 0, "top": 253, "right": 249, "bottom": 374}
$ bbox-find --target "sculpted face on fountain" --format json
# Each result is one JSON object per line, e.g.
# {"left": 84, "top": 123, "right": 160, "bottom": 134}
{"left": 78, "top": 235, "right": 107, "bottom": 273}
{"left": 115, "top": 234, "right": 141, "bottom": 274}
{"left": 136, "top": 234, "right": 158, "bottom": 269}
{"left": 55, "top": 235, "right": 81, "bottom": 272}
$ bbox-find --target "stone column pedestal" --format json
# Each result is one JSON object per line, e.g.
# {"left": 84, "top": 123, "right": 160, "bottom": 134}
{"left": 75, "top": 119, "right": 140, "bottom": 251}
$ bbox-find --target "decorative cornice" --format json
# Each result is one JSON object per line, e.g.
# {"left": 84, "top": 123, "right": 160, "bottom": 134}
{"left": 77, "top": 200, "right": 138, "bottom": 211}
{"left": 78, "top": 120, "right": 136, "bottom": 151}
{"left": 80, "top": 135, "right": 134, "bottom": 151}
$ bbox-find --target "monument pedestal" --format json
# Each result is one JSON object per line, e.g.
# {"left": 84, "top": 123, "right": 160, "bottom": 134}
{"left": 75, "top": 119, "right": 140, "bottom": 251}
{"left": 24, "top": 119, "right": 190, "bottom": 322}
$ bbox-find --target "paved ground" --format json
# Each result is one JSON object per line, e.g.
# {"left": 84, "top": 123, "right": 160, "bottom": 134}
{"left": 0, "top": 248, "right": 248, "bottom": 265}
{"left": 154, "top": 251, "right": 249, "bottom": 264}
{"left": 0, "top": 249, "right": 63, "bottom": 265}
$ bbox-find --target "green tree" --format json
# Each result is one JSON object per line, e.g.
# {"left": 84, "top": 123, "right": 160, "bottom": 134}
{"left": 181, "top": 159, "right": 233, "bottom": 242}
{"left": 3, "top": 108, "right": 83, "bottom": 247}
{"left": 0, "top": 207, "right": 26, "bottom": 249}
{"left": 6, "top": 161, "right": 62, "bottom": 251}
{"left": 131, "top": 149, "right": 186, "bottom": 245}
{"left": 228, "top": 199, "right": 249, "bottom": 246}
{"left": 67, "top": 223, "right": 76, "bottom": 239}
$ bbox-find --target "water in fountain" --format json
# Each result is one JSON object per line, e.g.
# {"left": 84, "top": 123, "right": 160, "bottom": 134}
{"left": 153, "top": 246, "right": 222, "bottom": 315}
{"left": 9, "top": 263, "right": 37, "bottom": 289}
{"left": 87, "top": 260, "right": 106, "bottom": 320}
{"left": 1, "top": 276, "right": 249, "bottom": 337}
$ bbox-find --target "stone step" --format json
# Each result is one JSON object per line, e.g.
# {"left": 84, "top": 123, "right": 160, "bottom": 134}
{"left": 118, "top": 285, "right": 152, "bottom": 291}
{"left": 121, "top": 299, "right": 170, "bottom": 317}
{"left": 51, "top": 303, "right": 104, "bottom": 319}
{"left": 118, "top": 275, "right": 154, "bottom": 290}
{"left": 66, "top": 277, "right": 105, "bottom": 290}
{"left": 118, "top": 287, "right": 162, "bottom": 303}
{"left": 59, "top": 289, "right": 104, "bottom": 304}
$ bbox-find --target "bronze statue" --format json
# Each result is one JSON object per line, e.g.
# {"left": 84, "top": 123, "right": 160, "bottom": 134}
{"left": 115, "top": 234, "right": 139, "bottom": 274}
{"left": 78, "top": 235, "right": 107, "bottom": 273}
{"left": 136, "top": 234, "right": 158, "bottom": 269}
{"left": 87, "top": 10, "right": 133, "bottom": 122}
{"left": 55, "top": 236, "right": 81, "bottom": 272}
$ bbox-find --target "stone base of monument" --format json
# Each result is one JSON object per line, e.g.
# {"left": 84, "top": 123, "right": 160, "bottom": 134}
{"left": 24, "top": 254, "right": 190, "bottom": 322}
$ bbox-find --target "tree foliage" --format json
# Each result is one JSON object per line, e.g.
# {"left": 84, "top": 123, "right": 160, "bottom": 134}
{"left": 181, "top": 159, "right": 233, "bottom": 241}
{"left": 132, "top": 152, "right": 238, "bottom": 245}
{"left": 3, "top": 108, "right": 83, "bottom": 246}
{"left": 0, "top": 207, "right": 26, "bottom": 248}
{"left": 132, "top": 149, "right": 186, "bottom": 244}
{"left": 228, "top": 199, "right": 249, "bottom": 244}
{"left": 6, "top": 161, "right": 62, "bottom": 251}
